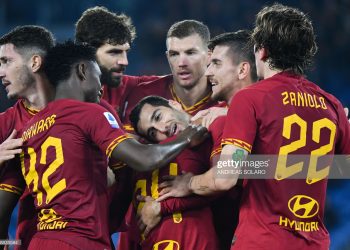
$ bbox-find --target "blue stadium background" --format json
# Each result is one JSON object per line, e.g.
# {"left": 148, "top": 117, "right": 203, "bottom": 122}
{"left": 1, "top": 0, "right": 349, "bottom": 249}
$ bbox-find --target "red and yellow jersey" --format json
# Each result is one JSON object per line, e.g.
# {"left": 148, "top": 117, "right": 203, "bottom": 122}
{"left": 119, "top": 75, "right": 218, "bottom": 132}
{"left": 0, "top": 100, "right": 40, "bottom": 250}
{"left": 222, "top": 72, "right": 350, "bottom": 249}
{"left": 19, "top": 99, "right": 132, "bottom": 250}
{"left": 102, "top": 75, "right": 160, "bottom": 115}
{"left": 0, "top": 100, "right": 38, "bottom": 192}
{"left": 132, "top": 137, "right": 218, "bottom": 249}
{"left": 208, "top": 116, "right": 226, "bottom": 165}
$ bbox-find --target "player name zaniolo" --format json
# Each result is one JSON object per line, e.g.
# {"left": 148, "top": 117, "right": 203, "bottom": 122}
{"left": 282, "top": 91, "right": 328, "bottom": 109}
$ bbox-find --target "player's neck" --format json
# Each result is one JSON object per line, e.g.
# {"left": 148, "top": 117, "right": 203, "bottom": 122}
{"left": 262, "top": 64, "right": 283, "bottom": 79}
{"left": 173, "top": 77, "right": 211, "bottom": 107}
{"left": 55, "top": 83, "right": 83, "bottom": 102}
{"left": 23, "top": 77, "right": 54, "bottom": 110}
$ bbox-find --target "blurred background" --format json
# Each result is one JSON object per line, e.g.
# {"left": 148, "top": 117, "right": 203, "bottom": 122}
{"left": 1, "top": 0, "right": 349, "bottom": 249}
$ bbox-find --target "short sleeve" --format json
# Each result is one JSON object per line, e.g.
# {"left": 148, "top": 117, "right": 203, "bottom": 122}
{"left": 83, "top": 104, "right": 133, "bottom": 157}
{"left": 208, "top": 116, "right": 226, "bottom": 165}
{"left": 222, "top": 90, "right": 257, "bottom": 153}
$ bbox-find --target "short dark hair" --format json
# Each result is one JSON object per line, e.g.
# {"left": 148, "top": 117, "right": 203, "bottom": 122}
{"left": 75, "top": 6, "right": 136, "bottom": 48}
{"left": 251, "top": 3, "right": 317, "bottom": 74}
{"left": 167, "top": 20, "right": 210, "bottom": 46}
{"left": 0, "top": 25, "right": 55, "bottom": 59}
{"left": 44, "top": 41, "right": 96, "bottom": 87}
{"left": 209, "top": 30, "right": 258, "bottom": 82}
{"left": 129, "top": 95, "right": 171, "bottom": 136}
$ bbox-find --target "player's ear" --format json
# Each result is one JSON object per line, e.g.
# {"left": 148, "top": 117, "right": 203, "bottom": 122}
{"left": 30, "top": 55, "right": 43, "bottom": 73}
{"left": 238, "top": 62, "right": 250, "bottom": 80}
{"left": 76, "top": 63, "right": 87, "bottom": 81}
{"left": 206, "top": 49, "right": 212, "bottom": 66}
{"left": 168, "top": 100, "right": 183, "bottom": 111}
{"left": 257, "top": 47, "right": 268, "bottom": 61}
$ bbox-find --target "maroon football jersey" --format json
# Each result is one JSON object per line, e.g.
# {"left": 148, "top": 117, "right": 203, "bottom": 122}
{"left": 19, "top": 99, "right": 132, "bottom": 250}
{"left": 0, "top": 100, "right": 37, "bottom": 192}
{"left": 119, "top": 75, "right": 217, "bottom": 132}
{"left": 132, "top": 137, "right": 218, "bottom": 249}
{"left": 102, "top": 75, "right": 160, "bottom": 115}
{"left": 209, "top": 116, "right": 225, "bottom": 165}
{"left": 0, "top": 100, "right": 38, "bottom": 250}
{"left": 223, "top": 72, "right": 350, "bottom": 249}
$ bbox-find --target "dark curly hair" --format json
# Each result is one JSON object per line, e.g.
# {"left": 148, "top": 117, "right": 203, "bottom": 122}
{"left": 209, "top": 30, "right": 258, "bottom": 82}
{"left": 251, "top": 3, "right": 318, "bottom": 75}
{"left": 75, "top": 6, "right": 136, "bottom": 48}
{"left": 44, "top": 41, "right": 96, "bottom": 87}
{"left": 0, "top": 25, "right": 55, "bottom": 60}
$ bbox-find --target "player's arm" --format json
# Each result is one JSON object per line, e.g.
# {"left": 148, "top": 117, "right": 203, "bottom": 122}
{"left": 191, "top": 144, "right": 248, "bottom": 194}
{"left": 111, "top": 125, "right": 208, "bottom": 172}
{"left": 0, "top": 190, "right": 19, "bottom": 248}
{"left": 157, "top": 145, "right": 248, "bottom": 200}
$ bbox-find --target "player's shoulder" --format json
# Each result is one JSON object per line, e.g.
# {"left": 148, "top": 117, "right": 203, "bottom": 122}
{"left": 99, "top": 99, "right": 122, "bottom": 124}
{"left": 233, "top": 83, "right": 263, "bottom": 101}
{"left": 313, "top": 84, "right": 343, "bottom": 107}
{"left": 234, "top": 72, "right": 299, "bottom": 98}
{"left": 136, "top": 75, "right": 172, "bottom": 89}
{"left": 125, "top": 75, "right": 172, "bottom": 101}
{"left": 0, "top": 100, "right": 33, "bottom": 126}
{"left": 0, "top": 103, "right": 15, "bottom": 119}
{"left": 122, "top": 75, "right": 161, "bottom": 86}
{"left": 0, "top": 99, "right": 25, "bottom": 115}
{"left": 0, "top": 102, "right": 20, "bottom": 140}
{"left": 99, "top": 99, "right": 116, "bottom": 113}
{"left": 301, "top": 77, "right": 344, "bottom": 111}
{"left": 50, "top": 99, "right": 108, "bottom": 114}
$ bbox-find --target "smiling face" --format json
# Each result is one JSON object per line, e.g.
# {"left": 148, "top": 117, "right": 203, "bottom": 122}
{"left": 96, "top": 42, "right": 130, "bottom": 88}
{"left": 137, "top": 103, "right": 191, "bottom": 142}
{"left": 206, "top": 45, "right": 243, "bottom": 102}
{"left": 166, "top": 34, "right": 208, "bottom": 90}
{"left": 0, "top": 43, "right": 35, "bottom": 99}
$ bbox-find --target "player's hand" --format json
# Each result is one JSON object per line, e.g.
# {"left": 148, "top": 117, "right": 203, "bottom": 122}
{"left": 177, "top": 125, "right": 208, "bottom": 147}
{"left": 157, "top": 172, "right": 194, "bottom": 201}
{"left": 0, "top": 130, "right": 23, "bottom": 167}
{"left": 344, "top": 107, "right": 350, "bottom": 123}
{"left": 137, "top": 195, "right": 161, "bottom": 237}
{"left": 191, "top": 107, "right": 228, "bottom": 128}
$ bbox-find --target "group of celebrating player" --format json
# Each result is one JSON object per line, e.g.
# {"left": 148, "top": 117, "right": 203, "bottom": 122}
{"left": 0, "top": 3, "right": 349, "bottom": 250}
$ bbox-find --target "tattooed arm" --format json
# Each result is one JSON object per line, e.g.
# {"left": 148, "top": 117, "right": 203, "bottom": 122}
{"left": 157, "top": 145, "right": 248, "bottom": 200}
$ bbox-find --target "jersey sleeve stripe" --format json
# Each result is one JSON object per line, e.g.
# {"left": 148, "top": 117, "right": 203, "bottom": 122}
{"left": 222, "top": 138, "right": 252, "bottom": 153}
{"left": 0, "top": 183, "right": 23, "bottom": 195}
{"left": 210, "top": 148, "right": 222, "bottom": 159}
{"left": 106, "top": 135, "right": 134, "bottom": 157}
